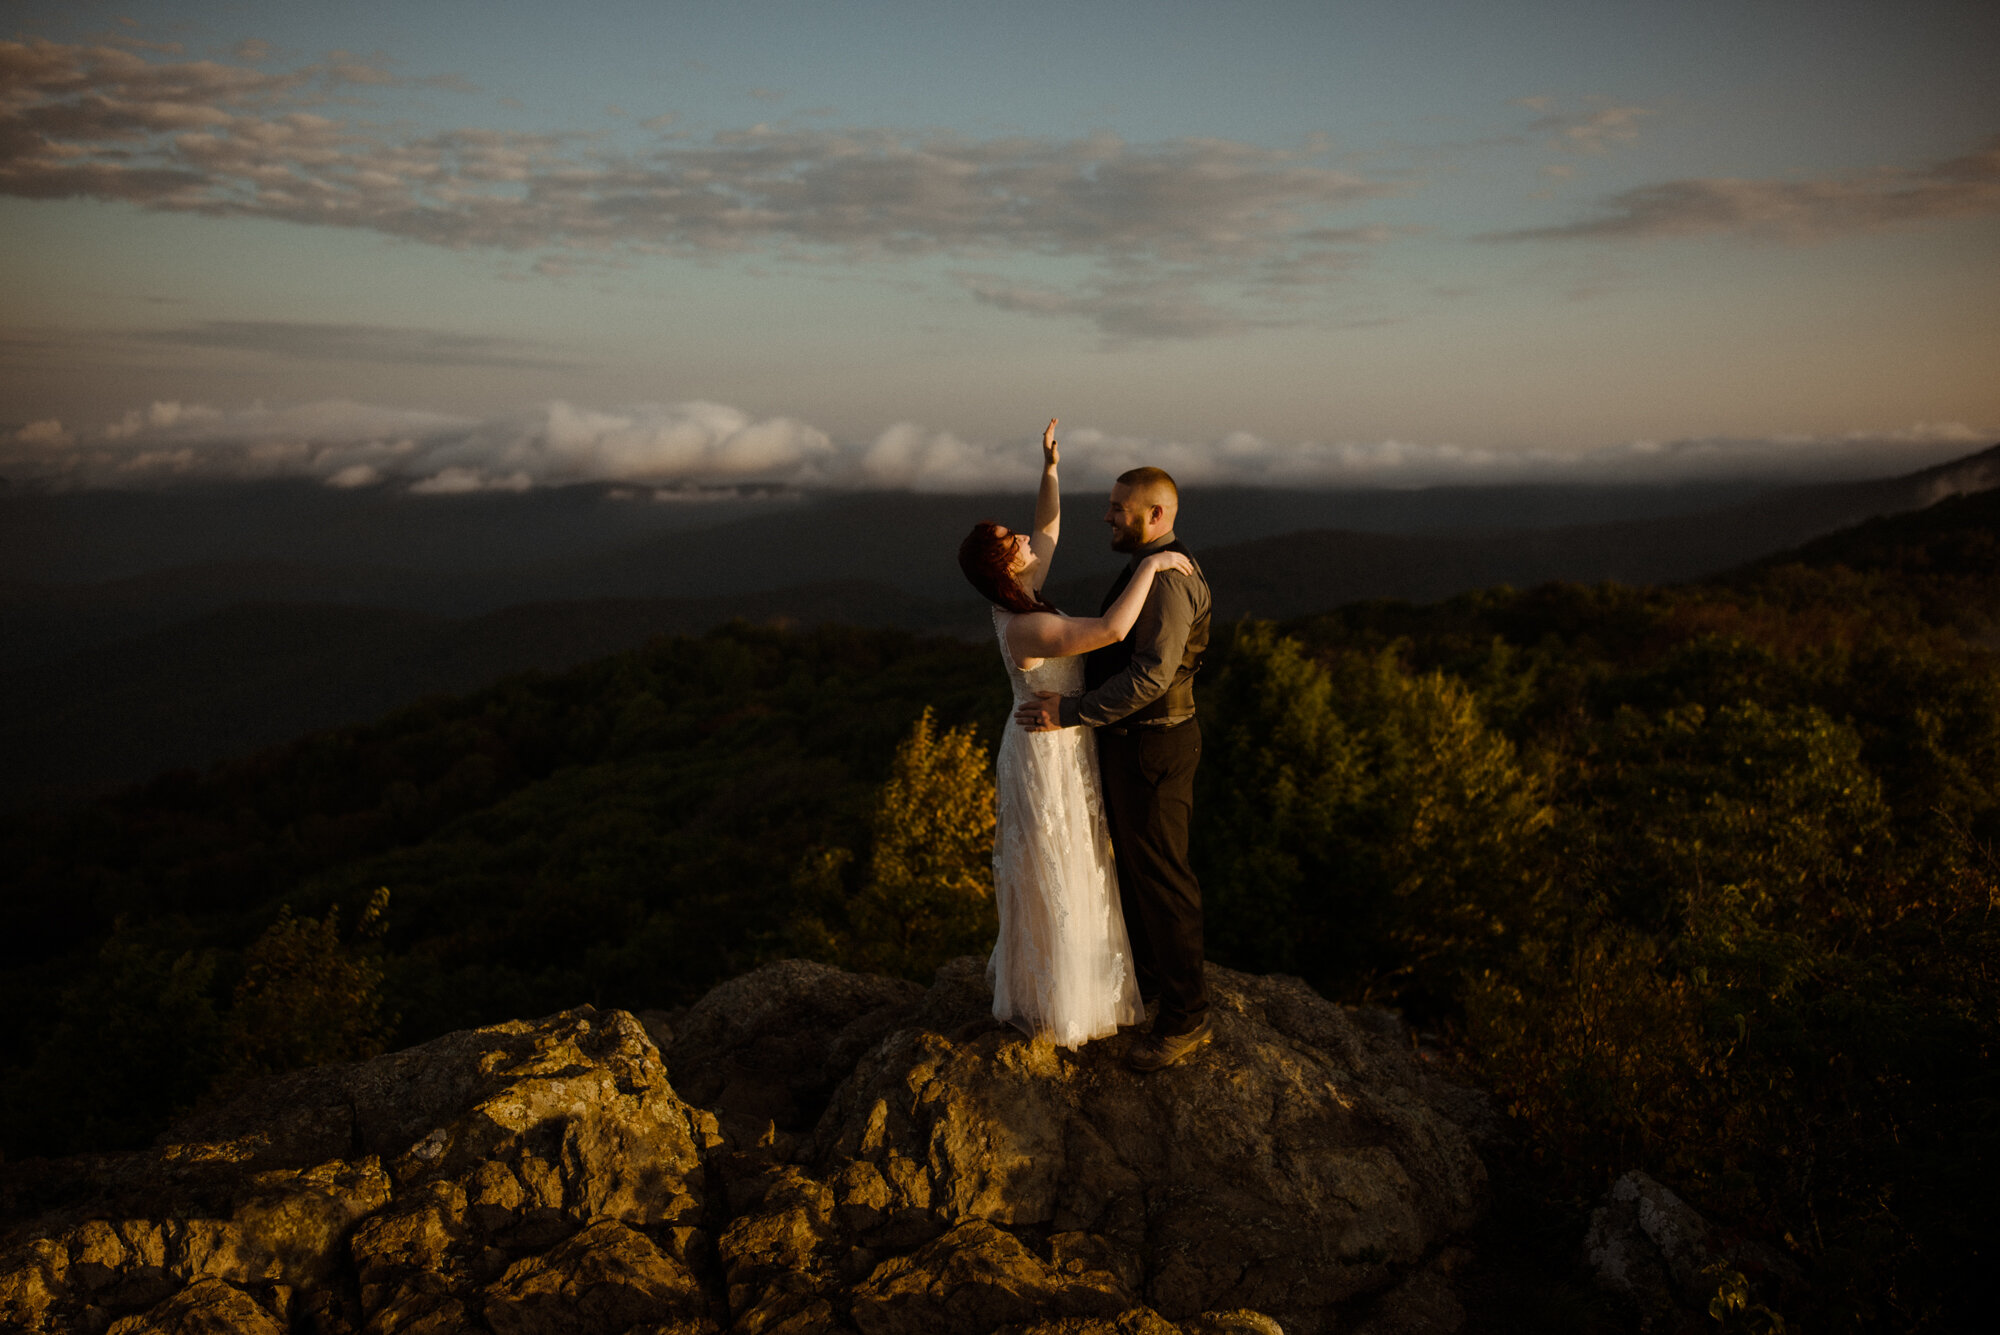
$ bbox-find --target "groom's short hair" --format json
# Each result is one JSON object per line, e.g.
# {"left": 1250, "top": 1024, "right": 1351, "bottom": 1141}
{"left": 1117, "top": 466, "right": 1178, "bottom": 505}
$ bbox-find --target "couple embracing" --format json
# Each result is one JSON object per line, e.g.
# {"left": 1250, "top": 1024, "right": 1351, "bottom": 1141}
{"left": 956, "top": 418, "right": 1212, "bottom": 1072}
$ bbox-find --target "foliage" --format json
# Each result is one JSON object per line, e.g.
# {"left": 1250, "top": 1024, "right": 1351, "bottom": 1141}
{"left": 0, "top": 925, "right": 224, "bottom": 1155}
{"left": 1264, "top": 571, "right": 1998, "bottom": 1330}
{"left": 0, "top": 622, "right": 1006, "bottom": 1157}
{"left": 792, "top": 708, "right": 998, "bottom": 980}
{"left": 1195, "top": 622, "right": 1364, "bottom": 978}
{"left": 1707, "top": 1264, "right": 1788, "bottom": 1333}
{"left": 221, "top": 886, "right": 395, "bottom": 1085}
{"left": 1466, "top": 928, "right": 1718, "bottom": 1181}
{"left": 1199, "top": 623, "right": 1552, "bottom": 1010}
{"left": 1, "top": 504, "right": 1995, "bottom": 1330}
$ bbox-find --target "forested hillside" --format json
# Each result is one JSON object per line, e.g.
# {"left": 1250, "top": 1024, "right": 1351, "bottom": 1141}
{"left": 2, "top": 491, "right": 1995, "bottom": 1330}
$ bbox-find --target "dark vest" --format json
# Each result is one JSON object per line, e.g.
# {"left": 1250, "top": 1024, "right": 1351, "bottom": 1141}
{"left": 1084, "top": 537, "right": 1210, "bottom": 722}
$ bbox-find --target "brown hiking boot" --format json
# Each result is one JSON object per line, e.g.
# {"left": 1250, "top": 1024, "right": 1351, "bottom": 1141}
{"left": 1126, "top": 1016, "right": 1213, "bottom": 1072}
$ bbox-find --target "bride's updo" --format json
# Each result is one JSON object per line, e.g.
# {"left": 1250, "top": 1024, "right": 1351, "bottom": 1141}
{"left": 959, "top": 520, "right": 1058, "bottom": 614}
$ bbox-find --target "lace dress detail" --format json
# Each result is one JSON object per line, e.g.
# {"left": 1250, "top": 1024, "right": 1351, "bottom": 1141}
{"left": 987, "top": 607, "right": 1142, "bottom": 1047}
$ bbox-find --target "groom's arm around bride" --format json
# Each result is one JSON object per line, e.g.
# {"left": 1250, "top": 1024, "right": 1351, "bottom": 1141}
{"left": 1014, "top": 467, "right": 1215, "bottom": 1068}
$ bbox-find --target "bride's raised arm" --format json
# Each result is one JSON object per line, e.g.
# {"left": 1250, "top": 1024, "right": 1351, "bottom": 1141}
{"left": 1005, "top": 548, "right": 1194, "bottom": 664}
{"left": 1023, "top": 418, "right": 1060, "bottom": 593}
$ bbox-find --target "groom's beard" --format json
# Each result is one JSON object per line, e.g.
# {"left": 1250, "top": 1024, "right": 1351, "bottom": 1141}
{"left": 1109, "top": 527, "right": 1141, "bottom": 553}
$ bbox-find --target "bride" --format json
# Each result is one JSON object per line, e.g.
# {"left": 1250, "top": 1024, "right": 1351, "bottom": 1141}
{"left": 956, "top": 418, "right": 1193, "bottom": 1048}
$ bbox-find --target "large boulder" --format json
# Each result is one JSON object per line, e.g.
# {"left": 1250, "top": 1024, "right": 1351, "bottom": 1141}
{"left": 1, "top": 1007, "right": 718, "bottom": 1335}
{"left": 0, "top": 958, "right": 1490, "bottom": 1335}
{"left": 804, "top": 959, "right": 1487, "bottom": 1334}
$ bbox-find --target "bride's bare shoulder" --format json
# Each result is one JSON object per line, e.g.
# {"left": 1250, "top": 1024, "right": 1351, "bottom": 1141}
{"left": 1003, "top": 608, "right": 1061, "bottom": 671}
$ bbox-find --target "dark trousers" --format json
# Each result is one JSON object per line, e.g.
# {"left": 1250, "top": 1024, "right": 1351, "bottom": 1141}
{"left": 1096, "top": 720, "right": 1208, "bottom": 1033}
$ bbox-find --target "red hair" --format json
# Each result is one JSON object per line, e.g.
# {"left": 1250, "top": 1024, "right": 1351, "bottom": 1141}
{"left": 958, "top": 521, "right": 1057, "bottom": 614}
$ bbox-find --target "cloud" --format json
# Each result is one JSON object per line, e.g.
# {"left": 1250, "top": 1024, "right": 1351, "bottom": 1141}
{"left": 101, "top": 399, "right": 217, "bottom": 438}
{"left": 2, "top": 397, "right": 1987, "bottom": 494}
{"left": 11, "top": 417, "right": 72, "bottom": 447}
{"left": 1517, "top": 98, "right": 1653, "bottom": 155}
{"left": 324, "top": 463, "right": 381, "bottom": 488}
{"left": 0, "top": 398, "right": 837, "bottom": 492}
{"left": 980, "top": 421, "right": 1992, "bottom": 489}
{"left": 955, "top": 273, "right": 1265, "bottom": 341}
{"left": 0, "top": 38, "right": 1407, "bottom": 337}
{"left": 409, "top": 465, "right": 532, "bottom": 493}
{"left": 137, "top": 320, "right": 579, "bottom": 368}
{"left": 1488, "top": 134, "right": 2000, "bottom": 241}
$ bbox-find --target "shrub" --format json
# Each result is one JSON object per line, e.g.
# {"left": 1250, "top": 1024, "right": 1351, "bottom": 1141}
{"left": 221, "top": 887, "right": 395, "bottom": 1084}
{"left": 1466, "top": 927, "right": 1721, "bottom": 1187}
{"left": 794, "top": 708, "right": 998, "bottom": 980}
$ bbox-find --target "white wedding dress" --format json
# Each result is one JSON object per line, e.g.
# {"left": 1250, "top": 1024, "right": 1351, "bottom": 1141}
{"left": 987, "top": 607, "right": 1143, "bottom": 1047}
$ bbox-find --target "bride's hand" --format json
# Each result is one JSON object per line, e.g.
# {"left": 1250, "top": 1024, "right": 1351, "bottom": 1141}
{"left": 1139, "top": 551, "right": 1193, "bottom": 579}
{"left": 1042, "top": 417, "right": 1059, "bottom": 469}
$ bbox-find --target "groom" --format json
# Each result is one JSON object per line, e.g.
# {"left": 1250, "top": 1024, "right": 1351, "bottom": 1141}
{"left": 1015, "top": 467, "right": 1214, "bottom": 1071}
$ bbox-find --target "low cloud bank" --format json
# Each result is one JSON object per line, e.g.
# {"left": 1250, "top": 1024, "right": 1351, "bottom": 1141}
{"left": 3, "top": 399, "right": 1988, "bottom": 494}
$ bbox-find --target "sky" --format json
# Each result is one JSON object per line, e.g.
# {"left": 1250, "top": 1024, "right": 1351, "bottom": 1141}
{"left": 2, "top": 0, "right": 1997, "bottom": 493}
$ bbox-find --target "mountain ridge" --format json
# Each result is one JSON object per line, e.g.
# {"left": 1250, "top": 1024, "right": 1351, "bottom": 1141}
{"left": 6, "top": 448, "right": 1993, "bottom": 671}
{"left": 5, "top": 443, "right": 1995, "bottom": 803}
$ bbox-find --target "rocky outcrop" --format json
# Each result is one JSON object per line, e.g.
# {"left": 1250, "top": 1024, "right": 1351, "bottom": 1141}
{"left": 1, "top": 958, "right": 1490, "bottom": 1335}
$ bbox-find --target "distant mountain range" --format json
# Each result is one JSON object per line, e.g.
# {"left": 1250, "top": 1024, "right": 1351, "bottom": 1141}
{"left": 1170, "top": 441, "right": 2000, "bottom": 619}
{"left": 0, "top": 477, "right": 1779, "bottom": 669}
{"left": 4, "top": 444, "right": 1995, "bottom": 802}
